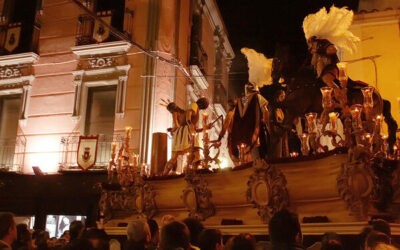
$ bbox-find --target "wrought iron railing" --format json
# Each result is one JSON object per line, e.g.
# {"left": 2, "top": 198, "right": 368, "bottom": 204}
{"left": 59, "top": 134, "right": 124, "bottom": 170}
{"left": 75, "top": 9, "right": 133, "bottom": 46}
{"left": 0, "top": 136, "right": 26, "bottom": 172}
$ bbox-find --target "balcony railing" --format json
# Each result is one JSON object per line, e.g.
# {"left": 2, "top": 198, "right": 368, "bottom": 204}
{"left": 60, "top": 134, "right": 124, "bottom": 170}
{"left": 0, "top": 136, "right": 26, "bottom": 172}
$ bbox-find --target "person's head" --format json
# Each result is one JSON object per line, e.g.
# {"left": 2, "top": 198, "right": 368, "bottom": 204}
{"left": 15, "top": 223, "right": 32, "bottom": 246}
{"left": 84, "top": 228, "right": 108, "bottom": 250}
{"left": 269, "top": 209, "right": 302, "bottom": 246}
{"left": 161, "top": 214, "right": 175, "bottom": 226}
{"left": 0, "top": 212, "right": 17, "bottom": 244}
{"left": 365, "top": 231, "right": 391, "bottom": 250}
{"left": 225, "top": 233, "right": 255, "bottom": 250}
{"left": 159, "top": 221, "right": 190, "bottom": 250}
{"left": 369, "top": 219, "right": 391, "bottom": 237}
{"left": 198, "top": 229, "right": 223, "bottom": 250}
{"left": 34, "top": 230, "right": 49, "bottom": 248}
{"left": 127, "top": 219, "right": 151, "bottom": 244}
{"left": 60, "top": 230, "right": 70, "bottom": 242}
{"left": 69, "top": 220, "right": 85, "bottom": 240}
{"left": 321, "top": 232, "right": 343, "bottom": 250}
{"left": 196, "top": 97, "right": 209, "bottom": 110}
{"left": 182, "top": 217, "right": 204, "bottom": 246}
{"left": 147, "top": 219, "right": 159, "bottom": 246}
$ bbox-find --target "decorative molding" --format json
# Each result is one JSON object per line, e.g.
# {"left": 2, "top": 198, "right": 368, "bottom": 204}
{"left": 182, "top": 171, "right": 215, "bottom": 221}
{"left": 99, "top": 177, "right": 158, "bottom": 223}
{"left": 105, "top": 222, "right": 400, "bottom": 236}
{"left": 0, "top": 67, "right": 22, "bottom": 79}
{"left": 201, "top": 0, "right": 234, "bottom": 59}
{"left": 190, "top": 65, "right": 209, "bottom": 90}
{"left": 353, "top": 9, "right": 400, "bottom": 27}
{"left": 337, "top": 161, "right": 376, "bottom": 220}
{"left": 71, "top": 41, "right": 131, "bottom": 57}
{"left": 0, "top": 52, "right": 39, "bottom": 67}
{"left": 88, "top": 57, "right": 115, "bottom": 68}
{"left": 246, "top": 159, "right": 290, "bottom": 224}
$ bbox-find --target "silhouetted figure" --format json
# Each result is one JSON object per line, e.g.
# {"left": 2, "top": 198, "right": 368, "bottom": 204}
{"left": 198, "top": 229, "right": 223, "bottom": 250}
{"left": 62, "top": 221, "right": 93, "bottom": 250}
{"left": 0, "top": 212, "right": 17, "bottom": 250}
{"left": 225, "top": 233, "right": 256, "bottom": 250}
{"left": 183, "top": 218, "right": 204, "bottom": 248}
{"left": 147, "top": 219, "right": 159, "bottom": 250}
{"left": 159, "top": 221, "right": 191, "bottom": 250}
{"left": 125, "top": 219, "right": 151, "bottom": 250}
{"left": 269, "top": 209, "right": 304, "bottom": 250}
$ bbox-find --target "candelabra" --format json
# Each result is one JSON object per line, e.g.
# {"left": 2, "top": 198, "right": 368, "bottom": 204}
{"left": 108, "top": 127, "right": 140, "bottom": 188}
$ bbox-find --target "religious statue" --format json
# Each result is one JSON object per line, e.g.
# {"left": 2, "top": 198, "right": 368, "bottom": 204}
{"left": 218, "top": 48, "right": 271, "bottom": 163}
{"left": 162, "top": 97, "right": 209, "bottom": 175}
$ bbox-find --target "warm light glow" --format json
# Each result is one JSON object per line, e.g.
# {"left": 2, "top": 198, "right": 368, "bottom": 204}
{"left": 219, "top": 157, "right": 230, "bottom": 169}
{"left": 25, "top": 136, "right": 61, "bottom": 173}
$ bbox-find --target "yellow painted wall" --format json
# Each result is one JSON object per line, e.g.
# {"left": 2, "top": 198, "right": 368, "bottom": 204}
{"left": 343, "top": 9, "right": 400, "bottom": 125}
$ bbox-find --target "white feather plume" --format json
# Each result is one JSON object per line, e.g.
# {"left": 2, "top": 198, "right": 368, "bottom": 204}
{"left": 241, "top": 47, "right": 272, "bottom": 88}
{"left": 303, "top": 6, "right": 360, "bottom": 53}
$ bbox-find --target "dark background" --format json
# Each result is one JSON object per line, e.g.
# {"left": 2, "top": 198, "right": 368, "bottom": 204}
{"left": 215, "top": 0, "right": 360, "bottom": 98}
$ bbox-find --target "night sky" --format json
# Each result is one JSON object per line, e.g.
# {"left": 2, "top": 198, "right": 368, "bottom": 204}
{"left": 215, "top": 0, "right": 359, "bottom": 98}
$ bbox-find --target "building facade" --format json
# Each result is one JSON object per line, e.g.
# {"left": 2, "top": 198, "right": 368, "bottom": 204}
{"left": 0, "top": 0, "right": 234, "bottom": 173}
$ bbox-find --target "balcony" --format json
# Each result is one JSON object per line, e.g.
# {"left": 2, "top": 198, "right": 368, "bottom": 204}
{"left": 0, "top": 21, "right": 40, "bottom": 56}
{"left": 0, "top": 136, "right": 26, "bottom": 172}
{"left": 75, "top": 9, "right": 133, "bottom": 46}
{"left": 190, "top": 41, "right": 208, "bottom": 74}
{"left": 60, "top": 134, "right": 124, "bottom": 170}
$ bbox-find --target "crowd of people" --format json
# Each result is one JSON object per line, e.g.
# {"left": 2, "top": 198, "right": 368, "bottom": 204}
{"left": 0, "top": 210, "right": 398, "bottom": 250}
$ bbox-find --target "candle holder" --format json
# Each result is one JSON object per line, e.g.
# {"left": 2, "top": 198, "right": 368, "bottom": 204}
{"left": 301, "top": 133, "right": 310, "bottom": 156}
{"left": 361, "top": 86, "right": 374, "bottom": 120}
{"left": 350, "top": 104, "right": 363, "bottom": 130}
{"left": 321, "top": 87, "right": 334, "bottom": 109}
{"left": 305, "top": 113, "right": 318, "bottom": 133}
{"left": 362, "top": 133, "right": 373, "bottom": 152}
{"left": 238, "top": 143, "right": 247, "bottom": 164}
{"left": 329, "top": 112, "right": 339, "bottom": 132}
{"left": 337, "top": 62, "right": 348, "bottom": 87}
{"left": 374, "top": 115, "right": 383, "bottom": 136}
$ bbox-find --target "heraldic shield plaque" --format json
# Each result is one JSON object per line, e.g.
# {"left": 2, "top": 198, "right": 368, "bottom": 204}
{"left": 77, "top": 136, "right": 99, "bottom": 171}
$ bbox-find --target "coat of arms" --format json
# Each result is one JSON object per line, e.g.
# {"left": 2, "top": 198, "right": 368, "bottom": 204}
{"left": 93, "top": 11, "right": 112, "bottom": 43}
{"left": 77, "top": 135, "right": 99, "bottom": 171}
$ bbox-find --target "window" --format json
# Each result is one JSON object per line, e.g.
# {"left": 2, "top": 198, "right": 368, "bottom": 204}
{"left": 84, "top": 85, "right": 117, "bottom": 166}
{"left": 0, "top": 94, "right": 21, "bottom": 170}
{"left": 85, "top": 85, "right": 116, "bottom": 136}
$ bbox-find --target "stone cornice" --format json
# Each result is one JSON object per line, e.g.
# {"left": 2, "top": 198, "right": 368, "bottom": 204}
{"left": 71, "top": 41, "right": 132, "bottom": 57}
{"left": 201, "top": 0, "right": 235, "bottom": 59}
{"left": 0, "top": 52, "right": 39, "bottom": 67}
{"left": 353, "top": 8, "right": 400, "bottom": 27}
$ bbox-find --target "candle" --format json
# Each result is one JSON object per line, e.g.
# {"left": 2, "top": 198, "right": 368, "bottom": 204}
{"left": 111, "top": 142, "right": 116, "bottom": 154}
{"left": 337, "top": 62, "right": 348, "bottom": 85}
{"left": 301, "top": 133, "right": 309, "bottom": 156}
{"left": 202, "top": 112, "right": 209, "bottom": 128}
{"left": 329, "top": 112, "right": 338, "bottom": 132}
{"left": 125, "top": 126, "right": 132, "bottom": 138}
{"left": 350, "top": 104, "right": 363, "bottom": 130}
{"left": 238, "top": 143, "right": 247, "bottom": 163}
{"left": 375, "top": 115, "right": 383, "bottom": 135}
{"left": 361, "top": 86, "right": 374, "bottom": 109}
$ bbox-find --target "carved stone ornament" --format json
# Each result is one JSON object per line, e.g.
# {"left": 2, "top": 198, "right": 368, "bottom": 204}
{"left": 181, "top": 170, "right": 215, "bottom": 221}
{"left": 337, "top": 161, "right": 376, "bottom": 220}
{"left": 88, "top": 57, "right": 114, "bottom": 68}
{"left": 246, "top": 159, "right": 290, "bottom": 223}
{"left": 0, "top": 67, "right": 22, "bottom": 79}
{"left": 99, "top": 176, "right": 158, "bottom": 222}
